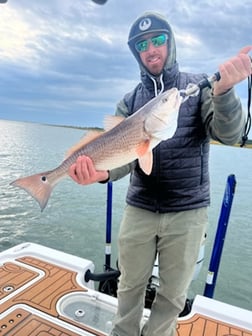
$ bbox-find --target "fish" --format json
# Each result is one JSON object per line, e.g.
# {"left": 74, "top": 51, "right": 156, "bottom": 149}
{"left": 10, "top": 87, "right": 182, "bottom": 211}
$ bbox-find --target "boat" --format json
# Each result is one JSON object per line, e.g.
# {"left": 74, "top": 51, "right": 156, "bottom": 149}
{"left": 1, "top": 242, "right": 252, "bottom": 336}
{"left": 1, "top": 175, "right": 252, "bottom": 336}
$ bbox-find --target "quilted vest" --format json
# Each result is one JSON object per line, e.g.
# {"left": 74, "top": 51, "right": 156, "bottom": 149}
{"left": 124, "top": 68, "right": 211, "bottom": 213}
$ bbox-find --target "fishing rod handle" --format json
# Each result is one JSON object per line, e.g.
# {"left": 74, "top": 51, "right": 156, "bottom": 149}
{"left": 182, "top": 72, "right": 221, "bottom": 97}
{"left": 198, "top": 72, "right": 221, "bottom": 90}
{"left": 191, "top": 56, "right": 252, "bottom": 94}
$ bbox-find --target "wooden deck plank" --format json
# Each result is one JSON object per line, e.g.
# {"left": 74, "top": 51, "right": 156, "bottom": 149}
{"left": 0, "top": 308, "right": 80, "bottom": 336}
{"left": 176, "top": 313, "right": 252, "bottom": 336}
{"left": 0, "top": 258, "right": 87, "bottom": 315}
{"left": 0, "top": 262, "right": 39, "bottom": 301}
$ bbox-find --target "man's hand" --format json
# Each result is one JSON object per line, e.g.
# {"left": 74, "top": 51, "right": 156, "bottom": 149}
{"left": 213, "top": 45, "right": 252, "bottom": 96}
{"left": 68, "top": 155, "right": 109, "bottom": 185}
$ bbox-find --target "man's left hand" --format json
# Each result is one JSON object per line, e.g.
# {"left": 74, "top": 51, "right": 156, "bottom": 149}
{"left": 213, "top": 45, "right": 252, "bottom": 96}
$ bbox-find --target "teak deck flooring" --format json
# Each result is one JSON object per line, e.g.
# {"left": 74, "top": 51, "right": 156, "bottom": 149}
{"left": 0, "top": 256, "right": 251, "bottom": 336}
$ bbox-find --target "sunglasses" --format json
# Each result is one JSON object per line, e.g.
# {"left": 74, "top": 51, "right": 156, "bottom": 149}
{"left": 135, "top": 33, "right": 168, "bottom": 53}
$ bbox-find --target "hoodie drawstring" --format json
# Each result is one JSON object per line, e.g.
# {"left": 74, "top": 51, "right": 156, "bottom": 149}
{"left": 150, "top": 73, "right": 165, "bottom": 97}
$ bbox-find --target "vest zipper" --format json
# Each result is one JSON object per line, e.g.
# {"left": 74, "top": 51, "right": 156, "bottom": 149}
{"left": 200, "top": 144, "right": 204, "bottom": 185}
{"left": 155, "top": 146, "right": 161, "bottom": 212}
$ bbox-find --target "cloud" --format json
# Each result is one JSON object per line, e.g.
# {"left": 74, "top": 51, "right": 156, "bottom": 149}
{"left": 0, "top": 7, "right": 40, "bottom": 64}
{"left": 0, "top": 0, "right": 251, "bottom": 130}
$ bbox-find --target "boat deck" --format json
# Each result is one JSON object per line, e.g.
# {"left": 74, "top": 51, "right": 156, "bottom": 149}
{"left": 177, "top": 314, "right": 252, "bottom": 336}
{"left": 0, "top": 243, "right": 252, "bottom": 336}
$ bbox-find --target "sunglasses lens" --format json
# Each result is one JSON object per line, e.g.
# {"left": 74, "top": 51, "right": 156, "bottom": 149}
{"left": 135, "top": 40, "right": 148, "bottom": 52}
{"left": 135, "top": 34, "right": 168, "bottom": 53}
{"left": 151, "top": 34, "right": 167, "bottom": 47}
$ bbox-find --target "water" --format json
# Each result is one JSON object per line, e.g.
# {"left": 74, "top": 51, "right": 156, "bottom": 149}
{"left": 0, "top": 119, "right": 252, "bottom": 311}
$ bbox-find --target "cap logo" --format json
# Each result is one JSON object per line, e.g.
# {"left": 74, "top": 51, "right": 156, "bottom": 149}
{"left": 139, "top": 18, "right": 152, "bottom": 31}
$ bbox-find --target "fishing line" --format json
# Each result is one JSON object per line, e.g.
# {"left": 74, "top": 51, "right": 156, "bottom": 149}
{"left": 240, "top": 74, "right": 252, "bottom": 147}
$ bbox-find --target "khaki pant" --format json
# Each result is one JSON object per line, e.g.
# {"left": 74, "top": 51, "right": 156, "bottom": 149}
{"left": 110, "top": 205, "right": 208, "bottom": 336}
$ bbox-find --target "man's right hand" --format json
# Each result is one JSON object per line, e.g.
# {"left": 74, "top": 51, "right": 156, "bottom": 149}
{"left": 68, "top": 155, "right": 109, "bottom": 185}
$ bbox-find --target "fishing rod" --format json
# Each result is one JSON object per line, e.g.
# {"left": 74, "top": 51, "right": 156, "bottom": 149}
{"left": 182, "top": 58, "right": 252, "bottom": 147}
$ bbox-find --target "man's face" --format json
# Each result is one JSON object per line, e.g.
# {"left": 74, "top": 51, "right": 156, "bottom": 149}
{"left": 135, "top": 33, "right": 168, "bottom": 76}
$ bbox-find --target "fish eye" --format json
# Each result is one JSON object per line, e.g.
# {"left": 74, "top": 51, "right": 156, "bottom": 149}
{"left": 41, "top": 176, "right": 47, "bottom": 182}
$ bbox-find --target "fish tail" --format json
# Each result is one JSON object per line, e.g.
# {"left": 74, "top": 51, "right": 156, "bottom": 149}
{"left": 10, "top": 171, "right": 56, "bottom": 211}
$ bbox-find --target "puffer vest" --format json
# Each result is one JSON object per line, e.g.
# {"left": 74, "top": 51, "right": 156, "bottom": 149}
{"left": 124, "top": 70, "right": 211, "bottom": 213}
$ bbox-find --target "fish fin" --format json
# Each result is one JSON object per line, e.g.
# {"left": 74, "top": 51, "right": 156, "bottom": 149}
{"left": 139, "top": 151, "right": 153, "bottom": 175}
{"left": 136, "top": 140, "right": 153, "bottom": 175}
{"left": 136, "top": 139, "right": 150, "bottom": 157}
{"left": 10, "top": 171, "right": 55, "bottom": 211}
{"left": 104, "top": 115, "right": 125, "bottom": 131}
{"left": 65, "top": 130, "right": 105, "bottom": 158}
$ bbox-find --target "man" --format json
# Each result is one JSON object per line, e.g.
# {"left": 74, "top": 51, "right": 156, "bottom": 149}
{"left": 69, "top": 12, "right": 252, "bottom": 336}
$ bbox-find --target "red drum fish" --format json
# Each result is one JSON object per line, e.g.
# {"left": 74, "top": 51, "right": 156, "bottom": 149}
{"left": 11, "top": 88, "right": 182, "bottom": 211}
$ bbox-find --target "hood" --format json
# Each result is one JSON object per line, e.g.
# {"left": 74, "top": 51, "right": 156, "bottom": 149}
{"left": 128, "top": 11, "right": 177, "bottom": 77}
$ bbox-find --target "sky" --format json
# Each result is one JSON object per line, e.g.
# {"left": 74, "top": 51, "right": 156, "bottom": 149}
{"left": 0, "top": 0, "right": 251, "bottom": 128}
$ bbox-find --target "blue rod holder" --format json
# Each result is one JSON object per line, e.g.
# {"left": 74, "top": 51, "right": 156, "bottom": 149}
{"left": 105, "top": 181, "right": 113, "bottom": 269}
{"left": 203, "top": 174, "right": 236, "bottom": 298}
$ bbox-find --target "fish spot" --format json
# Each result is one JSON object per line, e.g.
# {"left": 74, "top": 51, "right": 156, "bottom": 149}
{"left": 41, "top": 176, "right": 47, "bottom": 182}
